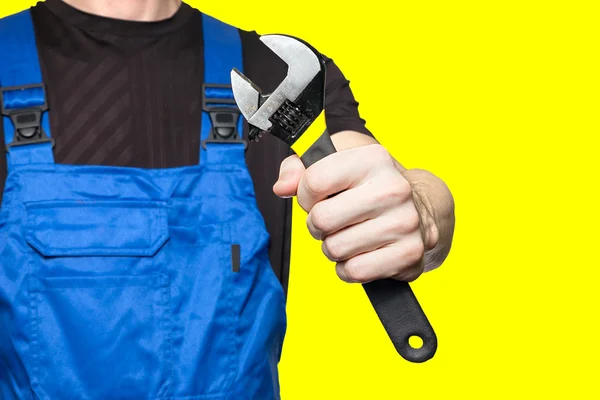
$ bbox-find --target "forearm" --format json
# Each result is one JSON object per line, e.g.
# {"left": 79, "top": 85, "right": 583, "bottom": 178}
{"left": 330, "top": 130, "right": 455, "bottom": 272}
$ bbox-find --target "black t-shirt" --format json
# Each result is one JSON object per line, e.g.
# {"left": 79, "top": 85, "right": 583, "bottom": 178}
{"left": 0, "top": 0, "right": 373, "bottom": 293}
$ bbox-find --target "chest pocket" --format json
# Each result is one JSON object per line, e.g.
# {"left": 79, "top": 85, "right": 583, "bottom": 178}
{"left": 22, "top": 199, "right": 174, "bottom": 400}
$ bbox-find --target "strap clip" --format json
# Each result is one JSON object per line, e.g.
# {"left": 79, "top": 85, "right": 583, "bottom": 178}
{"left": 201, "top": 84, "right": 247, "bottom": 150}
{"left": 0, "top": 84, "right": 54, "bottom": 151}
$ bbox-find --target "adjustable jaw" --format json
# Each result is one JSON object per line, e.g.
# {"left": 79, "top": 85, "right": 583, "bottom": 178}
{"left": 230, "top": 35, "right": 327, "bottom": 146}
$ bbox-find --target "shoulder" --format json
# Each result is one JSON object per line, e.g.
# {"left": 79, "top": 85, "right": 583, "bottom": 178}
{"left": 0, "top": 8, "right": 32, "bottom": 32}
{"left": 0, "top": 9, "right": 40, "bottom": 69}
{"left": 200, "top": 13, "right": 273, "bottom": 63}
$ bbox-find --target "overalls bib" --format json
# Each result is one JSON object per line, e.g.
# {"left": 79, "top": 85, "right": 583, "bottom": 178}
{"left": 0, "top": 10, "right": 287, "bottom": 400}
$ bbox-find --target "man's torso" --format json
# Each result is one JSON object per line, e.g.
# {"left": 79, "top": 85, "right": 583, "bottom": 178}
{"left": 0, "top": 0, "right": 372, "bottom": 289}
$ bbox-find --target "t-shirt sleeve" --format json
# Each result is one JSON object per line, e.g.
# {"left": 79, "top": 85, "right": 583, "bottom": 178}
{"left": 321, "top": 55, "right": 374, "bottom": 138}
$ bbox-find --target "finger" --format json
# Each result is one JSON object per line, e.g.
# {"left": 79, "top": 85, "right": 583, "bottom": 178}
{"left": 306, "top": 185, "right": 379, "bottom": 239}
{"left": 319, "top": 203, "right": 422, "bottom": 261}
{"left": 334, "top": 236, "right": 425, "bottom": 284}
{"left": 306, "top": 179, "right": 417, "bottom": 239}
{"left": 272, "top": 154, "right": 306, "bottom": 198}
{"left": 296, "top": 144, "right": 391, "bottom": 212}
{"left": 320, "top": 218, "right": 397, "bottom": 262}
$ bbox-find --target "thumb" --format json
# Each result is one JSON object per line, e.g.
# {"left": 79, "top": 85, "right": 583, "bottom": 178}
{"left": 273, "top": 155, "right": 306, "bottom": 198}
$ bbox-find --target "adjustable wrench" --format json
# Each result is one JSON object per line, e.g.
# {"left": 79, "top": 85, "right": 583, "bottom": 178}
{"left": 230, "top": 35, "right": 437, "bottom": 363}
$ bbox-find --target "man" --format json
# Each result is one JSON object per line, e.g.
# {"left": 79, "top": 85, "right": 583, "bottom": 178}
{"left": 0, "top": 0, "right": 455, "bottom": 399}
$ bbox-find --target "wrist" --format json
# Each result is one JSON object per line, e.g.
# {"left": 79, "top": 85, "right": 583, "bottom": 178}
{"left": 401, "top": 169, "right": 440, "bottom": 251}
{"left": 400, "top": 168, "right": 455, "bottom": 271}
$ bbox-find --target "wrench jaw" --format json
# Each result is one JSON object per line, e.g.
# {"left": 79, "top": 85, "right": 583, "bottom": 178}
{"left": 230, "top": 68, "right": 261, "bottom": 122}
{"left": 265, "top": 62, "right": 326, "bottom": 147}
{"left": 230, "top": 34, "right": 327, "bottom": 146}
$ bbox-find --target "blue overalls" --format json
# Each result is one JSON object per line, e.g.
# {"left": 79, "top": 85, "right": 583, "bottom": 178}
{"left": 0, "top": 9, "right": 287, "bottom": 400}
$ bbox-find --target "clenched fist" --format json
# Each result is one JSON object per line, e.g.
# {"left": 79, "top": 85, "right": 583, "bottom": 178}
{"left": 273, "top": 143, "right": 441, "bottom": 284}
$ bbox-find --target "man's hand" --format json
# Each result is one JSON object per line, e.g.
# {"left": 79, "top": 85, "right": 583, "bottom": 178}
{"left": 273, "top": 140, "right": 448, "bottom": 284}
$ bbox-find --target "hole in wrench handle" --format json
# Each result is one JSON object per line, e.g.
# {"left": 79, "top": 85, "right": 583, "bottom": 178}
{"left": 363, "top": 279, "right": 437, "bottom": 363}
{"left": 299, "top": 131, "right": 438, "bottom": 363}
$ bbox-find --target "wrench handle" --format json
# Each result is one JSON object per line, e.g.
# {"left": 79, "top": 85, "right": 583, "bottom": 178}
{"left": 298, "top": 130, "right": 437, "bottom": 363}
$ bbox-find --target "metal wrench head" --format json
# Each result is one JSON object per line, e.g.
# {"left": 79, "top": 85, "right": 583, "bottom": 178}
{"left": 231, "top": 34, "right": 327, "bottom": 144}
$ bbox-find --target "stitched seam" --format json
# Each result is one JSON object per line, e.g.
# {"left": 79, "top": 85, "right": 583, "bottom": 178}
{"left": 158, "top": 274, "right": 175, "bottom": 397}
{"left": 24, "top": 201, "right": 170, "bottom": 256}
{"left": 226, "top": 223, "right": 238, "bottom": 394}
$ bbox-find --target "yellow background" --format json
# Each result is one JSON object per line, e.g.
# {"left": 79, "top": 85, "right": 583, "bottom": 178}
{"left": 2, "top": 1, "right": 598, "bottom": 398}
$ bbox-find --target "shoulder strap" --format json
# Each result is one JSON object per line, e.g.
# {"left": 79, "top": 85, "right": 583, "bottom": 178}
{"left": 200, "top": 13, "right": 246, "bottom": 166}
{"left": 0, "top": 9, "right": 54, "bottom": 168}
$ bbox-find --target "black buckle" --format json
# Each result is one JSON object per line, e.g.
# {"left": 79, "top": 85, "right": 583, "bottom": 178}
{"left": 201, "top": 84, "right": 247, "bottom": 150}
{"left": 0, "top": 84, "right": 54, "bottom": 151}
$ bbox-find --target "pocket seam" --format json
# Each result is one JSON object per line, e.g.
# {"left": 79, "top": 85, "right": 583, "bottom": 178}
{"left": 23, "top": 200, "right": 170, "bottom": 257}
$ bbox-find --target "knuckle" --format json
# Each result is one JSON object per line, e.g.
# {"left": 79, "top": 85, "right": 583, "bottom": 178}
{"left": 377, "top": 179, "right": 413, "bottom": 205}
{"left": 322, "top": 236, "right": 345, "bottom": 261}
{"left": 403, "top": 239, "right": 425, "bottom": 265}
{"left": 369, "top": 144, "right": 393, "bottom": 164}
{"left": 403, "top": 208, "right": 421, "bottom": 232}
{"left": 394, "top": 178, "right": 414, "bottom": 199}
{"left": 384, "top": 208, "right": 421, "bottom": 237}
{"left": 305, "top": 214, "right": 321, "bottom": 239}
{"left": 310, "top": 204, "right": 333, "bottom": 233}
{"left": 392, "top": 251, "right": 424, "bottom": 282}
{"left": 303, "top": 169, "right": 328, "bottom": 197}
{"left": 344, "top": 259, "right": 371, "bottom": 283}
